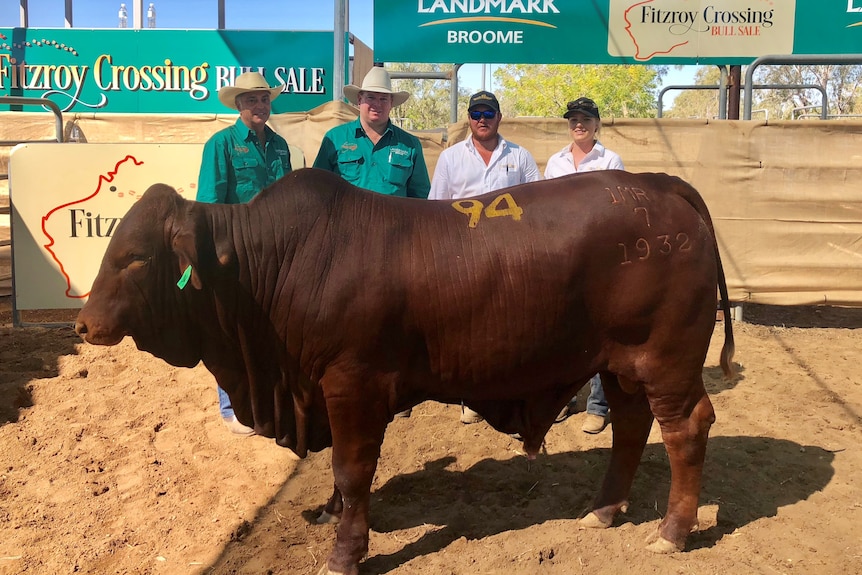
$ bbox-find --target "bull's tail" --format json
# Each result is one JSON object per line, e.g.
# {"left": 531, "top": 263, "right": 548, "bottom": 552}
{"left": 715, "top": 252, "right": 736, "bottom": 379}
{"left": 670, "top": 175, "right": 736, "bottom": 379}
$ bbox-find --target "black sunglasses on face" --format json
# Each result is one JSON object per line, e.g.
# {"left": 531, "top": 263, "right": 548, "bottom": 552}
{"left": 469, "top": 110, "right": 497, "bottom": 120}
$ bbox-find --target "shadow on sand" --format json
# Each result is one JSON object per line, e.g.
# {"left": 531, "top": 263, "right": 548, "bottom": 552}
{"left": 210, "top": 434, "right": 834, "bottom": 574}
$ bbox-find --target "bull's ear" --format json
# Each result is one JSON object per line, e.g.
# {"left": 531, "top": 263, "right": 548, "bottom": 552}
{"left": 170, "top": 203, "right": 204, "bottom": 290}
{"left": 173, "top": 229, "right": 202, "bottom": 290}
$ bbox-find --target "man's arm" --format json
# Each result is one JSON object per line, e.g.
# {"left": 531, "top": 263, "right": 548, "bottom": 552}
{"left": 312, "top": 136, "right": 337, "bottom": 172}
{"left": 406, "top": 144, "right": 431, "bottom": 199}
{"left": 196, "top": 136, "right": 229, "bottom": 203}
{"left": 521, "top": 149, "right": 542, "bottom": 183}
{"left": 428, "top": 150, "right": 451, "bottom": 200}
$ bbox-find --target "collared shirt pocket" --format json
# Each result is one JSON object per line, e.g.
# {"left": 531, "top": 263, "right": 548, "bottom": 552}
{"left": 337, "top": 150, "right": 365, "bottom": 182}
{"left": 231, "top": 155, "right": 263, "bottom": 191}
{"left": 387, "top": 146, "right": 413, "bottom": 187}
{"left": 273, "top": 148, "right": 291, "bottom": 175}
{"left": 500, "top": 162, "right": 521, "bottom": 187}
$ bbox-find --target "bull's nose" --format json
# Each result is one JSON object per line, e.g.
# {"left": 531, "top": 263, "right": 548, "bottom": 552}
{"left": 74, "top": 320, "right": 87, "bottom": 337}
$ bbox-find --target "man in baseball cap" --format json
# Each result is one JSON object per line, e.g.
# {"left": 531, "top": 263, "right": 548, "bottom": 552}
{"left": 467, "top": 90, "right": 501, "bottom": 113}
{"left": 429, "top": 90, "right": 541, "bottom": 424}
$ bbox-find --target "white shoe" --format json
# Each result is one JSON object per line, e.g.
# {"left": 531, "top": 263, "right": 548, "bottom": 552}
{"left": 223, "top": 415, "right": 254, "bottom": 436}
{"left": 581, "top": 413, "right": 609, "bottom": 434}
{"left": 555, "top": 405, "right": 570, "bottom": 423}
{"left": 460, "top": 406, "right": 484, "bottom": 424}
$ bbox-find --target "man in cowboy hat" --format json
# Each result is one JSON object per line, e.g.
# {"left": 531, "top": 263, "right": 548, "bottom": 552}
{"left": 313, "top": 66, "right": 430, "bottom": 199}
{"left": 196, "top": 70, "right": 293, "bottom": 434}
{"left": 197, "top": 70, "right": 292, "bottom": 205}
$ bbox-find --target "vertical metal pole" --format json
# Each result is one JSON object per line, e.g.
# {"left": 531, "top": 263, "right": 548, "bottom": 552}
{"left": 451, "top": 64, "right": 462, "bottom": 124}
{"left": 132, "top": 0, "right": 143, "bottom": 29}
{"left": 333, "top": 0, "right": 347, "bottom": 102}
{"left": 19, "top": 0, "right": 29, "bottom": 27}
{"left": 218, "top": 0, "right": 225, "bottom": 29}
{"left": 65, "top": 0, "right": 73, "bottom": 27}
{"left": 727, "top": 65, "right": 741, "bottom": 120}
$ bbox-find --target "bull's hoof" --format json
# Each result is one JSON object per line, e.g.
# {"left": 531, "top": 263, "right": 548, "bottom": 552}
{"left": 578, "top": 511, "right": 612, "bottom": 529}
{"left": 315, "top": 562, "right": 358, "bottom": 575}
{"left": 645, "top": 535, "right": 684, "bottom": 554}
{"left": 316, "top": 511, "right": 340, "bottom": 524}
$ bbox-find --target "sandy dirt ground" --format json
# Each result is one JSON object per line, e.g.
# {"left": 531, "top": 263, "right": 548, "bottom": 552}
{"left": 1, "top": 299, "right": 861, "bottom": 575}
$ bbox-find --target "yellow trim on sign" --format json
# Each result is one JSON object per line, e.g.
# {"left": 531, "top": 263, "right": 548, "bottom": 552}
{"left": 420, "top": 17, "right": 557, "bottom": 29}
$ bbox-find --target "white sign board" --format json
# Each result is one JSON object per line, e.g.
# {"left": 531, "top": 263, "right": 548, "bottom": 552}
{"left": 10, "top": 143, "right": 202, "bottom": 310}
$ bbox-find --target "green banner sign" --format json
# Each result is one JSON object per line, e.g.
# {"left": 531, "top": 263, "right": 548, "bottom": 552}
{"left": 0, "top": 29, "right": 343, "bottom": 113}
{"left": 373, "top": 0, "right": 862, "bottom": 65}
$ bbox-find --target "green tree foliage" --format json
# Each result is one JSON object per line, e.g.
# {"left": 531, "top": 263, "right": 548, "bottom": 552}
{"left": 387, "top": 63, "right": 471, "bottom": 130}
{"left": 666, "top": 64, "right": 862, "bottom": 120}
{"left": 752, "top": 65, "right": 862, "bottom": 119}
{"left": 663, "top": 66, "right": 723, "bottom": 119}
{"left": 491, "top": 64, "right": 665, "bottom": 118}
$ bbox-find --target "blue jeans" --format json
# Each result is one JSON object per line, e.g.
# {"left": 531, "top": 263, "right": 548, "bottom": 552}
{"left": 586, "top": 374, "right": 608, "bottom": 416}
{"left": 217, "top": 385, "right": 234, "bottom": 419}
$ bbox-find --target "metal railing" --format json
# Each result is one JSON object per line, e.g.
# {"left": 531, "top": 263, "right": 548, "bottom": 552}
{"left": 744, "top": 54, "right": 862, "bottom": 119}
{"left": 0, "top": 94, "right": 64, "bottom": 227}
{"left": 0, "top": 96, "right": 65, "bottom": 326}
{"left": 658, "top": 83, "right": 827, "bottom": 120}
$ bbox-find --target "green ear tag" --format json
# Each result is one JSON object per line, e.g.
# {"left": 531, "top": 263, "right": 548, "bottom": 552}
{"left": 177, "top": 265, "right": 193, "bottom": 289}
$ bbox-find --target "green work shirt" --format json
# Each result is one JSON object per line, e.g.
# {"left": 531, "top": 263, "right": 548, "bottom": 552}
{"left": 312, "top": 119, "right": 430, "bottom": 199}
{"left": 197, "top": 119, "right": 292, "bottom": 204}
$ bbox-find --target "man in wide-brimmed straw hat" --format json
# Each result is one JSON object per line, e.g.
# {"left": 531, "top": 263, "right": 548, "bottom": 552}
{"left": 313, "top": 66, "right": 430, "bottom": 200}
{"left": 196, "top": 70, "right": 293, "bottom": 435}
{"left": 198, "top": 71, "right": 292, "bottom": 205}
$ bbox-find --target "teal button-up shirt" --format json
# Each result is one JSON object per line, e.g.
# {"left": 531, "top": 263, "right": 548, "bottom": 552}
{"left": 312, "top": 119, "right": 430, "bottom": 199}
{"left": 197, "top": 119, "right": 292, "bottom": 204}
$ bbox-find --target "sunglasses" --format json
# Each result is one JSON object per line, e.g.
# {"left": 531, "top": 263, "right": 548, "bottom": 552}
{"left": 469, "top": 110, "right": 497, "bottom": 121}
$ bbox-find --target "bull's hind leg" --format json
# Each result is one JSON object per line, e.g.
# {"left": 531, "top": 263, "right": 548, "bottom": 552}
{"left": 580, "top": 373, "right": 654, "bottom": 529}
{"left": 648, "top": 383, "right": 715, "bottom": 553}
{"left": 317, "top": 484, "right": 343, "bottom": 524}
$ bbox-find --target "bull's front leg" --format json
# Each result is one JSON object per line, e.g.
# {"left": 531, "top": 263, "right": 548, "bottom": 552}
{"left": 649, "top": 384, "right": 715, "bottom": 553}
{"left": 317, "top": 393, "right": 388, "bottom": 575}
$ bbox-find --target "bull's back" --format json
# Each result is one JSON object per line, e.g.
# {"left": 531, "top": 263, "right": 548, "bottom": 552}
{"left": 393, "top": 171, "right": 719, "bottom": 382}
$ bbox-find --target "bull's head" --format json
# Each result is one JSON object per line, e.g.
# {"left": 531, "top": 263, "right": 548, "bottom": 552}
{"left": 75, "top": 184, "right": 206, "bottom": 368}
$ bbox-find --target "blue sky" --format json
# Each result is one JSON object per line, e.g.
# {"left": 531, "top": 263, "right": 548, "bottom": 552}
{"left": 0, "top": 0, "right": 698, "bottom": 102}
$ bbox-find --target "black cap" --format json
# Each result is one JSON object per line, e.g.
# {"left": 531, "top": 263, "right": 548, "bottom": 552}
{"left": 468, "top": 91, "right": 500, "bottom": 112}
{"left": 564, "top": 97, "right": 600, "bottom": 119}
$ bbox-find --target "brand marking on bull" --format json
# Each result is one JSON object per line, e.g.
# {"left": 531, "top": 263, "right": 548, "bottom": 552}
{"left": 618, "top": 232, "right": 692, "bottom": 265}
{"left": 607, "top": 185, "right": 650, "bottom": 204}
{"left": 451, "top": 192, "right": 523, "bottom": 228}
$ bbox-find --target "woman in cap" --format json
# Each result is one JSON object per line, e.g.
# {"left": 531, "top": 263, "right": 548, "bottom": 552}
{"left": 545, "top": 97, "right": 623, "bottom": 434}
{"left": 544, "top": 97, "right": 623, "bottom": 178}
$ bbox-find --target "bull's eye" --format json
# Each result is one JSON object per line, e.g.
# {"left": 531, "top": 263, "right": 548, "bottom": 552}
{"left": 126, "top": 255, "right": 151, "bottom": 271}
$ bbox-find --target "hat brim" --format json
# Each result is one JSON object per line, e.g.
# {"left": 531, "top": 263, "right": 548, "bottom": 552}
{"left": 218, "top": 85, "right": 284, "bottom": 110}
{"left": 343, "top": 84, "right": 410, "bottom": 107}
{"left": 564, "top": 108, "right": 599, "bottom": 120}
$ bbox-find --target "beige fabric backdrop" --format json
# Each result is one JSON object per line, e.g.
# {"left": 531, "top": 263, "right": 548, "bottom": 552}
{"left": 2, "top": 107, "right": 860, "bottom": 306}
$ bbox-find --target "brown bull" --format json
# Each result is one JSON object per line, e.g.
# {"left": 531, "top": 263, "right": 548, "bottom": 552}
{"left": 75, "top": 167, "right": 735, "bottom": 575}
